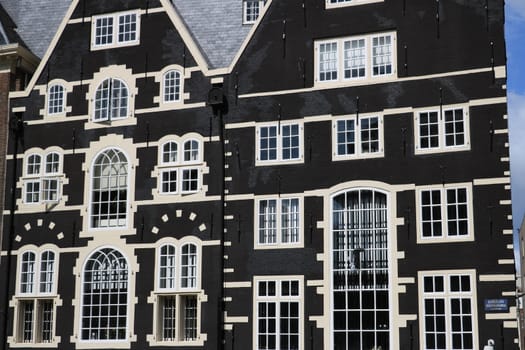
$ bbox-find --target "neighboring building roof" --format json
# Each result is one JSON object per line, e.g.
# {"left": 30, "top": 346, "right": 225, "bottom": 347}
{"left": 0, "top": 0, "right": 257, "bottom": 67}
{"left": 170, "top": 0, "right": 253, "bottom": 69}
{"left": 0, "top": 0, "right": 70, "bottom": 57}
{"left": 0, "top": 2, "right": 25, "bottom": 46}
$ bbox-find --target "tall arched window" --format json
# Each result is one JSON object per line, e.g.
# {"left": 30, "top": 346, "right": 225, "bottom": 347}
{"left": 48, "top": 84, "right": 65, "bottom": 115}
{"left": 91, "top": 149, "right": 128, "bottom": 228}
{"left": 159, "top": 244, "right": 176, "bottom": 290}
{"left": 93, "top": 78, "right": 129, "bottom": 122}
{"left": 332, "top": 189, "right": 389, "bottom": 349}
{"left": 20, "top": 251, "right": 36, "bottom": 294}
{"left": 181, "top": 243, "right": 197, "bottom": 289}
{"left": 81, "top": 248, "right": 128, "bottom": 341}
{"left": 163, "top": 70, "right": 181, "bottom": 103}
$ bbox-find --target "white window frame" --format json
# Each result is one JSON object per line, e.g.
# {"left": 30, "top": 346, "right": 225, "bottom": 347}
{"left": 332, "top": 114, "right": 384, "bottom": 160}
{"left": 255, "top": 196, "right": 303, "bottom": 249}
{"left": 243, "top": 0, "right": 266, "bottom": 24}
{"left": 256, "top": 122, "right": 304, "bottom": 166}
{"left": 158, "top": 138, "right": 203, "bottom": 195}
{"left": 162, "top": 69, "right": 183, "bottom": 103}
{"left": 13, "top": 249, "right": 58, "bottom": 345}
{"left": 89, "top": 148, "right": 129, "bottom": 230}
{"left": 253, "top": 276, "right": 304, "bottom": 350}
{"left": 79, "top": 248, "right": 129, "bottom": 343}
{"left": 92, "top": 77, "right": 130, "bottom": 122}
{"left": 325, "top": 0, "right": 384, "bottom": 9}
{"left": 151, "top": 239, "right": 204, "bottom": 346}
{"left": 315, "top": 32, "right": 396, "bottom": 87}
{"left": 91, "top": 10, "right": 140, "bottom": 50}
{"left": 418, "top": 270, "right": 478, "bottom": 350}
{"left": 47, "top": 83, "right": 65, "bottom": 116}
{"left": 414, "top": 105, "right": 470, "bottom": 154}
{"left": 416, "top": 183, "right": 474, "bottom": 244}
{"left": 22, "top": 151, "right": 63, "bottom": 206}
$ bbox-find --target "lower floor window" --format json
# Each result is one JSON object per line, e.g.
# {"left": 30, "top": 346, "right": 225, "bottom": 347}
{"left": 24, "top": 178, "right": 60, "bottom": 204}
{"left": 17, "top": 299, "right": 54, "bottom": 344}
{"left": 421, "top": 271, "right": 476, "bottom": 350}
{"left": 157, "top": 294, "right": 199, "bottom": 343}
{"left": 256, "top": 279, "right": 301, "bottom": 350}
{"left": 159, "top": 168, "right": 200, "bottom": 194}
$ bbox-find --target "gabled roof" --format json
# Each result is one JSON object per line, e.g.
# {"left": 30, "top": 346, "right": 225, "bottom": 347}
{"left": 170, "top": 0, "right": 252, "bottom": 69}
{"left": 0, "top": 0, "right": 69, "bottom": 57}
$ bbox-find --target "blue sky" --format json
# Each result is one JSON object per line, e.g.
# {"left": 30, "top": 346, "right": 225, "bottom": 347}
{"left": 507, "top": 0, "right": 525, "bottom": 258}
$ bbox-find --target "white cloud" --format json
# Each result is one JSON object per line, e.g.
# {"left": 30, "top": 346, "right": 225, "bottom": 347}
{"left": 509, "top": 91, "right": 525, "bottom": 224}
{"left": 507, "top": 0, "right": 525, "bottom": 21}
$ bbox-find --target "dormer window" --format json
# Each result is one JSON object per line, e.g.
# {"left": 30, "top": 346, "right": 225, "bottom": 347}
{"left": 243, "top": 0, "right": 265, "bottom": 24}
{"left": 91, "top": 11, "right": 140, "bottom": 50}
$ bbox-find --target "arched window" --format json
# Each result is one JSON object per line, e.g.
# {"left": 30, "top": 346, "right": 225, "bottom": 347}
{"left": 48, "top": 84, "right": 65, "bottom": 115}
{"left": 26, "top": 154, "right": 41, "bottom": 175}
{"left": 163, "top": 70, "right": 181, "bottom": 103}
{"left": 20, "top": 251, "right": 36, "bottom": 294}
{"left": 162, "top": 142, "right": 178, "bottom": 164}
{"left": 159, "top": 244, "right": 176, "bottom": 289}
{"left": 45, "top": 153, "right": 60, "bottom": 174}
{"left": 154, "top": 241, "right": 200, "bottom": 343}
{"left": 183, "top": 140, "right": 199, "bottom": 162}
{"left": 15, "top": 250, "right": 57, "bottom": 344}
{"left": 180, "top": 244, "right": 197, "bottom": 289}
{"left": 332, "top": 189, "right": 389, "bottom": 349}
{"left": 93, "top": 78, "right": 129, "bottom": 122}
{"left": 81, "top": 248, "right": 128, "bottom": 341}
{"left": 39, "top": 251, "right": 55, "bottom": 294}
{"left": 91, "top": 149, "right": 128, "bottom": 228}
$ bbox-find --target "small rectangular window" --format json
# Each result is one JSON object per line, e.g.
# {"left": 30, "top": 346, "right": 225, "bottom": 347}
{"left": 92, "top": 11, "right": 140, "bottom": 50}
{"left": 316, "top": 32, "right": 395, "bottom": 85}
{"left": 334, "top": 116, "right": 383, "bottom": 160}
{"left": 415, "top": 106, "right": 469, "bottom": 154}
{"left": 243, "top": 0, "right": 265, "bottom": 24}
{"left": 257, "top": 123, "right": 303, "bottom": 165}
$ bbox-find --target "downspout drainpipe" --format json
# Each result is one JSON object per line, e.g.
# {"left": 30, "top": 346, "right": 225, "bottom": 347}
{"left": 1, "top": 112, "right": 23, "bottom": 350}
{"left": 208, "top": 87, "right": 226, "bottom": 350}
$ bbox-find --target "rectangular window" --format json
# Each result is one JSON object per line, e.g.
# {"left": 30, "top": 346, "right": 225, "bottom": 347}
{"left": 255, "top": 279, "right": 301, "bottom": 350}
{"left": 161, "top": 170, "right": 178, "bottom": 194}
{"left": 243, "top": 0, "right": 265, "bottom": 24}
{"left": 42, "top": 179, "right": 59, "bottom": 203}
{"left": 415, "top": 106, "right": 469, "bottom": 154}
{"left": 25, "top": 181, "right": 40, "bottom": 204}
{"left": 92, "top": 11, "right": 140, "bottom": 50}
{"left": 118, "top": 13, "right": 137, "bottom": 43}
{"left": 257, "top": 123, "right": 303, "bottom": 164}
{"left": 257, "top": 197, "right": 301, "bottom": 247}
{"left": 420, "top": 271, "right": 477, "bottom": 350}
{"left": 157, "top": 294, "right": 199, "bottom": 343}
{"left": 17, "top": 299, "right": 54, "bottom": 344}
{"left": 334, "top": 116, "right": 383, "bottom": 159}
{"left": 418, "top": 186, "right": 472, "bottom": 242}
{"left": 181, "top": 169, "right": 199, "bottom": 193}
{"left": 316, "top": 32, "right": 395, "bottom": 85}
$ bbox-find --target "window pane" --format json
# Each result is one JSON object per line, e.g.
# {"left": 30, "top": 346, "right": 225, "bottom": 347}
{"left": 372, "top": 35, "right": 393, "bottom": 76}
{"left": 259, "top": 200, "right": 277, "bottom": 244}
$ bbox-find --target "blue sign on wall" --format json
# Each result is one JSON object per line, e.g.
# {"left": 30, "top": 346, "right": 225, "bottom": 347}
{"left": 484, "top": 299, "right": 509, "bottom": 312}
